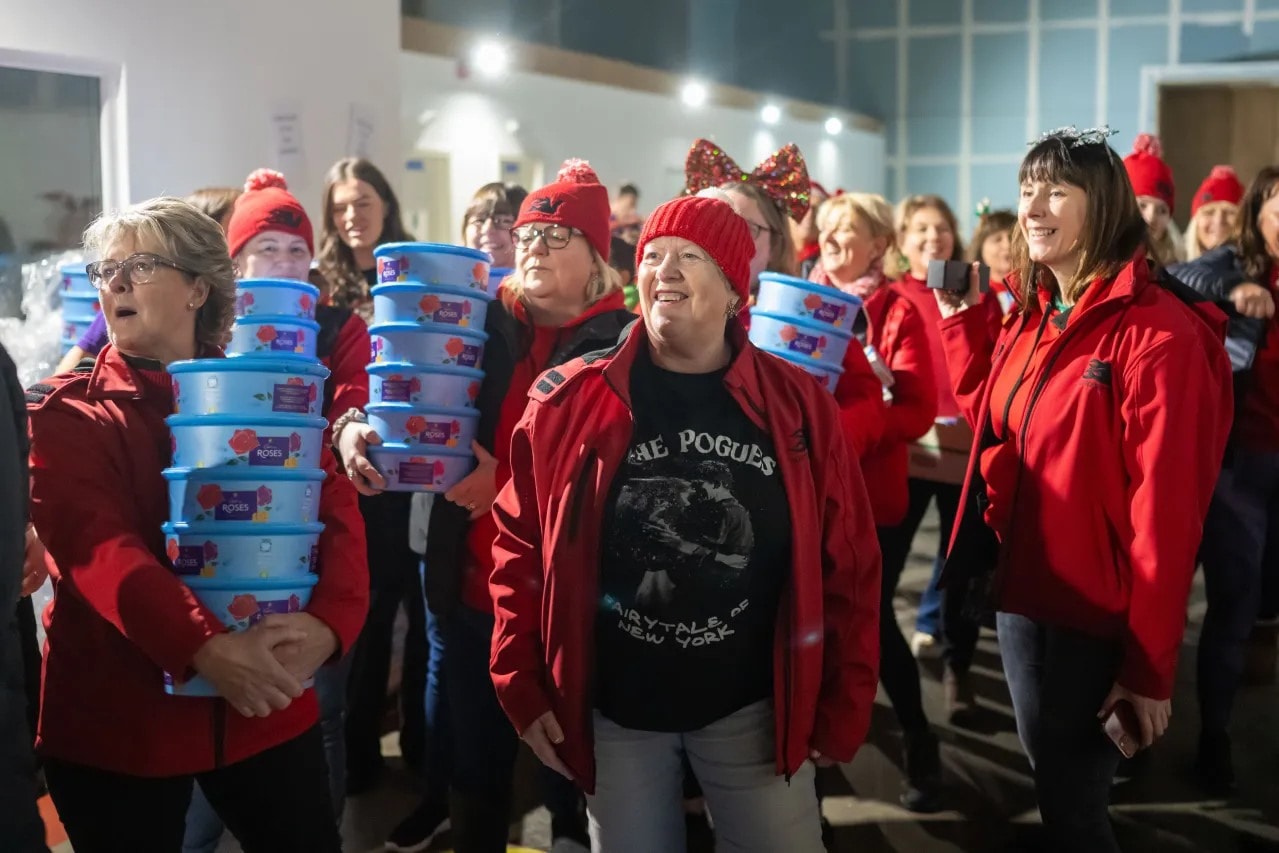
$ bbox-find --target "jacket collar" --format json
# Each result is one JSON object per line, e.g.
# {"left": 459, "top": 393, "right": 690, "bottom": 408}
{"left": 601, "top": 318, "right": 766, "bottom": 417}
{"left": 506, "top": 288, "right": 628, "bottom": 329}
{"left": 86, "top": 343, "right": 223, "bottom": 401}
{"left": 1027, "top": 248, "right": 1152, "bottom": 322}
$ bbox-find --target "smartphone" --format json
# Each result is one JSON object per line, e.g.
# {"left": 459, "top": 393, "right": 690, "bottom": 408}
{"left": 927, "top": 259, "right": 990, "bottom": 295}
{"left": 1101, "top": 699, "right": 1141, "bottom": 759}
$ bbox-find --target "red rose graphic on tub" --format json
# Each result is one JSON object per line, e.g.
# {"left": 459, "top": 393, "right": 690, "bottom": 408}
{"left": 242, "top": 292, "right": 255, "bottom": 307}
{"left": 467, "top": 381, "right": 480, "bottom": 401}
{"left": 471, "top": 262, "right": 486, "bottom": 282}
{"left": 299, "top": 294, "right": 312, "bottom": 312}
{"left": 287, "top": 376, "right": 303, "bottom": 385}
{"left": 228, "top": 429, "right": 259, "bottom": 455}
{"left": 778, "top": 325, "right": 798, "bottom": 343}
{"left": 196, "top": 484, "right": 223, "bottom": 510}
{"left": 226, "top": 594, "right": 260, "bottom": 622}
{"left": 419, "top": 294, "right": 441, "bottom": 315}
{"left": 166, "top": 538, "right": 179, "bottom": 562}
{"left": 404, "top": 415, "right": 427, "bottom": 438}
{"left": 256, "top": 325, "right": 276, "bottom": 343}
{"left": 444, "top": 338, "right": 464, "bottom": 358}
{"left": 289, "top": 432, "right": 302, "bottom": 452}
{"left": 288, "top": 594, "right": 301, "bottom": 612}
{"left": 803, "top": 293, "right": 822, "bottom": 311}
{"left": 408, "top": 377, "right": 422, "bottom": 393}
{"left": 203, "top": 541, "right": 219, "bottom": 561}
{"left": 256, "top": 485, "right": 273, "bottom": 505}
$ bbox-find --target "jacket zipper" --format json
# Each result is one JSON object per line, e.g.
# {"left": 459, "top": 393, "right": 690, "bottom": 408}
{"left": 566, "top": 448, "right": 598, "bottom": 542}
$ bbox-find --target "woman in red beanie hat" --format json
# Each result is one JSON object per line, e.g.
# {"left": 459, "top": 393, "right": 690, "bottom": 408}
{"left": 1185, "top": 165, "right": 1246, "bottom": 261}
{"left": 487, "top": 194, "right": 881, "bottom": 851}
{"left": 337, "top": 159, "right": 633, "bottom": 852}
{"left": 1124, "top": 133, "right": 1184, "bottom": 265}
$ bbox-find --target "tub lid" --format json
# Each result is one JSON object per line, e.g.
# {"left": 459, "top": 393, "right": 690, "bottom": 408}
{"left": 374, "top": 242, "right": 492, "bottom": 263}
{"left": 162, "top": 466, "right": 327, "bottom": 482}
{"left": 749, "top": 310, "right": 855, "bottom": 340}
{"left": 368, "top": 441, "right": 476, "bottom": 459}
{"left": 162, "top": 521, "right": 325, "bottom": 536}
{"left": 760, "top": 346, "right": 846, "bottom": 375}
{"left": 366, "top": 361, "right": 485, "bottom": 380}
{"left": 59, "top": 265, "right": 89, "bottom": 277}
{"left": 370, "top": 282, "right": 495, "bottom": 302}
{"left": 757, "top": 273, "right": 863, "bottom": 307}
{"left": 165, "top": 413, "right": 329, "bottom": 428}
{"left": 179, "top": 572, "right": 322, "bottom": 591}
{"left": 237, "top": 278, "right": 322, "bottom": 295}
{"left": 61, "top": 292, "right": 101, "bottom": 302}
{"left": 369, "top": 322, "right": 489, "bottom": 342}
{"left": 167, "top": 357, "right": 330, "bottom": 378}
{"left": 489, "top": 267, "right": 513, "bottom": 277}
{"left": 231, "top": 315, "right": 322, "bottom": 331}
{"left": 366, "top": 402, "right": 480, "bottom": 419}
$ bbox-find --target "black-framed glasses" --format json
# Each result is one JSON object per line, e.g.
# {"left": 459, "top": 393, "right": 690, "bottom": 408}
{"left": 467, "top": 212, "right": 516, "bottom": 231}
{"left": 512, "top": 224, "right": 578, "bottom": 250}
{"left": 86, "top": 253, "right": 196, "bottom": 290}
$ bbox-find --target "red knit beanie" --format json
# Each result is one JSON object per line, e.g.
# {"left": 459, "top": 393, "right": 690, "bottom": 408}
{"left": 1123, "top": 134, "right": 1175, "bottom": 211}
{"left": 1192, "top": 165, "right": 1245, "bottom": 216}
{"left": 637, "top": 196, "right": 754, "bottom": 303}
{"left": 225, "top": 169, "right": 314, "bottom": 259}
{"left": 514, "top": 159, "right": 611, "bottom": 260}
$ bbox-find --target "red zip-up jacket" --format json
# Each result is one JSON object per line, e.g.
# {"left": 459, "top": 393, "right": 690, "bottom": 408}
{"left": 27, "top": 345, "right": 369, "bottom": 776}
{"left": 939, "top": 254, "right": 1231, "bottom": 699}
{"left": 833, "top": 332, "right": 889, "bottom": 459}
{"left": 489, "top": 321, "right": 881, "bottom": 794}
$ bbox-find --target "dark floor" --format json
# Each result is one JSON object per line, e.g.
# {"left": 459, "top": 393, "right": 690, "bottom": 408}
{"left": 217, "top": 507, "right": 1279, "bottom": 852}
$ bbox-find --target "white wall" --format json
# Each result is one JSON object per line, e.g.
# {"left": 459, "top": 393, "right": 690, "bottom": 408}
{"left": 399, "top": 52, "right": 886, "bottom": 232}
{"left": 0, "top": 0, "right": 402, "bottom": 229}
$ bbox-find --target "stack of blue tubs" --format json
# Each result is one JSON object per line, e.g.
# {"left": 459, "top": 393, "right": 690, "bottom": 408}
{"left": 365, "top": 242, "right": 492, "bottom": 492}
{"left": 159, "top": 278, "right": 330, "bottom": 696}
{"left": 749, "top": 272, "right": 863, "bottom": 393}
{"left": 59, "top": 263, "right": 100, "bottom": 355}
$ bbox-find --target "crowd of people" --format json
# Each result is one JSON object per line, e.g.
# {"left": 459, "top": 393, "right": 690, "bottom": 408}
{"left": 0, "top": 121, "right": 1273, "bottom": 853}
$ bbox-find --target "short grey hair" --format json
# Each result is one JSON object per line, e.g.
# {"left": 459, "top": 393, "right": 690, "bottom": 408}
{"left": 84, "top": 197, "right": 237, "bottom": 349}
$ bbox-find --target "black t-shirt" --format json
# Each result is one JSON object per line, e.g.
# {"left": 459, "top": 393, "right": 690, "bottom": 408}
{"left": 595, "top": 348, "right": 792, "bottom": 732}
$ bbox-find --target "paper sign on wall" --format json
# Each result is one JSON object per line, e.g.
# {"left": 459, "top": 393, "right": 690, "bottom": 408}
{"left": 348, "top": 103, "right": 375, "bottom": 159}
{"left": 271, "top": 102, "right": 306, "bottom": 178}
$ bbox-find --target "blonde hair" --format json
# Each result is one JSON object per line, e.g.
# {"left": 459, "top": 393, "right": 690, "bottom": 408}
{"left": 84, "top": 197, "right": 237, "bottom": 349}
{"left": 500, "top": 246, "right": 620, "bottom": 313}
{"left": 888, "top": 194, "right": 963, "bottom": 279}
{"left": 818, "top": 193, "right": 896, "bottom": 245}
{"left": 1184, "top": 201, "right": 1240, "bottom": 261}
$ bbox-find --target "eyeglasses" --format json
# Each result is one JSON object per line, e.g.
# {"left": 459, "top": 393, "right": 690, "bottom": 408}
{"left": 86, "top": 253, "right": 196, "bottom": 290}
{"left": 744, "top": 219, "right": 773, "bottom": 241}
{"left": 512, "top": 225, "right": 578, "bottom": 250}
{"left": 468, "top": 212, "right": 516, "bottom": 231}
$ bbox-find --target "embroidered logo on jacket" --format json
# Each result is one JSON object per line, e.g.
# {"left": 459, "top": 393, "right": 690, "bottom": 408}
{"left": 788, "top": 427, "right": 809, "bottom": 455}
{"left": 1082, "top": 358, "right": 1112, "bottom": 387}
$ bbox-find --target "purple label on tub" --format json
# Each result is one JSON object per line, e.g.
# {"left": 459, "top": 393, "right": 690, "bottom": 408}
{"left": 270, "top": 331, "right": 299, "bottom": 352}
{"left": 785, "top": 331, "right": 823, "bottom": 358}
{"left": 398, "top": 461, "right": 440, "bottom": 485}
{"left": 811, "top": 302, "right": 846, "bottom": 325}
{"left": 257, "top": 597, "right": 302, "bottom": 617}
{"left": 379, "top": 379, "right": 412, "bottom": 402}
{"left": 433, "top": 301, "right": 467, "bottom": 324}
{"left": 416, "top": 420, "right": 454, "bottom": 445}
{"left": 250, "top": 436, "right": 290, "bottom": 466}
{"left": 378, "top": 257, "right": 403, "bottom": 283}
{"left": 271, "top": 383, "right": 311, "bottom": 413}
{"left": 215, "top": 490, "right": 257, "bottom": 521}
{"left": 309, "top": 544, "right": 320, "bottom": 571}
{"left": 173, "top": 546, "right": 204, "bottom": 575}
{"left": 454, "top": 344, "right": 481, "bottom": 368}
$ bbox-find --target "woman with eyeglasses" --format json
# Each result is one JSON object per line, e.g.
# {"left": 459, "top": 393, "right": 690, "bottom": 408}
{"left": 337, "top": 160, "right": 633, "bottom": 852}
{"left": 25, "top": 198, "right": 368, "bottom": 852}
{"left": 462, "top": 183, "right": 527, "bottom": 271}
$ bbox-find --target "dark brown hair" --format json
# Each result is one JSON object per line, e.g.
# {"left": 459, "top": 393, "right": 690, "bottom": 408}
{"left": 967, "top": 209, "right": 1016, "bottom": 263}
{"left": 1238, "top": 166, "right": 1279, "bottom": 283}
{"left": 1010, "top": 135, "right": 1149, "bottom": 306}
{"left": 720, "top": 182, "right": 797, "bottom": 278}
{"left": 186, "top": 187, "right": 241, "bottom": 231}
{"left": 318, "top": 158, "right": 412, "bottom": 308}
{"left": 461, "top": 182, "right": 528, "bottom": 240}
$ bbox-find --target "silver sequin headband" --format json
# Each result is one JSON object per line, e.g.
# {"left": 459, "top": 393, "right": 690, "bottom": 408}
{"left": 1030, "top": 125, "right": 1119, "bottom": 147}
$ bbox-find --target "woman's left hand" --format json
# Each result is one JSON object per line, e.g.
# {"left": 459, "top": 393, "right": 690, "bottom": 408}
{"left": 809, "top": 748, "right": 836, "bottom": 768}
{"left": 1097, "top": 683, "right": 1171, "bottom": 749}
{"left": 264, "top": 612, "right": 339, "bottom": 683}
{"left": 22, "top": 525, "right": 49, "bottom": 597}
{"left": 443, "top": 441, "right": 498, "bottom": 520}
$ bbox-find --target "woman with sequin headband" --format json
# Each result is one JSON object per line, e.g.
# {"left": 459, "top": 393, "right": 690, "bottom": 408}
{"left": 937, "top": 127, "right": 1231, "bottom": 850}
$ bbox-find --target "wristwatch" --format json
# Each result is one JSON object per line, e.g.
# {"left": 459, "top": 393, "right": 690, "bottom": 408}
{"left": 330, "top": 407, "right": 368, "bottom": 450}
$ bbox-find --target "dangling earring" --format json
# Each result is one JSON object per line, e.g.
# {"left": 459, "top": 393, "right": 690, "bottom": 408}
{"left": 725, "top": 298, "right": 740, "bottom": 319}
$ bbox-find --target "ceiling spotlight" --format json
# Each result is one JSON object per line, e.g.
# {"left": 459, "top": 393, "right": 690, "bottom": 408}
{"left": 761, "top": 104, "right": 782, "bottom": 125}
{"left": 473, "top": 40, "right": 509, "bottom": 78}
{"left": 681, "top": 80, "right": 709, "bottom": 108}
{"left": 825, "top": 116, "right": 843, "bottom": 135}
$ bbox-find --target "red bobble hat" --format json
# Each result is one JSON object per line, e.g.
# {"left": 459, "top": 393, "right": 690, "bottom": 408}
{"left": 1123, "top": 134, "right": 1175, "bottom": 211}
{"left": 1192, "top": 166, "right": 1245, "bottom": 216}
{"left": 225, "top": 169, "right": 314, "bottom": 259}
{"left": 514, "top": 159, "right": 612, "bottom": 260}
{"left": 637, "top": 196, "right": 754, "bottom": 304}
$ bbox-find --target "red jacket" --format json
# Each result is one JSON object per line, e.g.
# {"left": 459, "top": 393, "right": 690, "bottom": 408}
{"left": 26, "top": 345, "right": 369, "bottom": 776}
{"left": 317, "top": 307, "right": 370, "bottom": 435}
{"left": 833, "top": 334, "right": 889, "bottom": 460}
{"left": 488, "top": 321, "right": 882, "bottom": 794}
{"left": 939, "top": 255, "right": 1231, "bottom": 699}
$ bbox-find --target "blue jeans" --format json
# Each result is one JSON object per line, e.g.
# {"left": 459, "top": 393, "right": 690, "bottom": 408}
{"left": 997, "top": 612, "right": 1122, "bottom": 853}
{"left": 1197, "top": 447, "right": 1279, "bottom": 733}
{"left": 587, "top": 701, "right": 822, "bottom": 853}
{"left": 420, "top": 561, "right": 450, "bottom": 802}
{"left": 182, "top": 657, "right": 352, "bottom": 853}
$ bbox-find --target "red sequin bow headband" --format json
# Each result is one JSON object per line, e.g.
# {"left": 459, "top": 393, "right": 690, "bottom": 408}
{"left": 683, "top": 138, "right": 812, "bottom": 222}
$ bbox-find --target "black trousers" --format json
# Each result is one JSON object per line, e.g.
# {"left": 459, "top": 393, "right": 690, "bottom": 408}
{"left": 346, "top": 492, "right": 428, "bottom": 774}
{"left": 44, "top": 725, "right": 338, "bottom": 853}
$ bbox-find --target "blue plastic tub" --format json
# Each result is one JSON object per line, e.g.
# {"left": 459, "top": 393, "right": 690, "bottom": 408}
{"left": 761, "top": 347, "right": 845, "bottom": 393}
{"left": 60, "top": 266, "right": 94, "bottom": 296}
{"left": 367, "top": 363, "right": 483, "bottom": 408}
{"left": 169, "top": 357, "right": 329, "bottom": 417}
{"left": 374, "top": 242, "right": 490, "bottom": 293}
{"left": 748, "top": 310, "right": 853, "bottom": 369}
{"left": 164, "top": 466, "right": 326, "bottom": 524}
{"left": 369, "top": 322, "right": 486, "bottom": 370}
{"left": 61, "top": 292, "right": 102, "bottom": 323}
{"left": 227, "top": 315, "right": 321, "bottom": 360}
{"left": 235, "top": 278, "right": 321, "bottom": 320}
{"left": 371, "top": 283, "right": 493, "bottom": 329}
{"left": 167, "top": 413, "right": 327, "bottom": 469}
{"left": 755, "top": 273, "right": 862, "bottom": 332}
{"left": 367, "top": 403, "right": 478, "bottom": 451}
{"left": 367, "top": 443, "right": 474, "bottom": 493}
{"left": 162, "top": 521, "right": 323, "bottom": 579}
{"left": 487, "top": 266, "right": 513, "bottom": 297}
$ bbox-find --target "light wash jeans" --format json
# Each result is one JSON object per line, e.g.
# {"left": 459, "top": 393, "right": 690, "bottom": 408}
{"left": 586, "top": 700, "right": 823, "bottom": 853}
